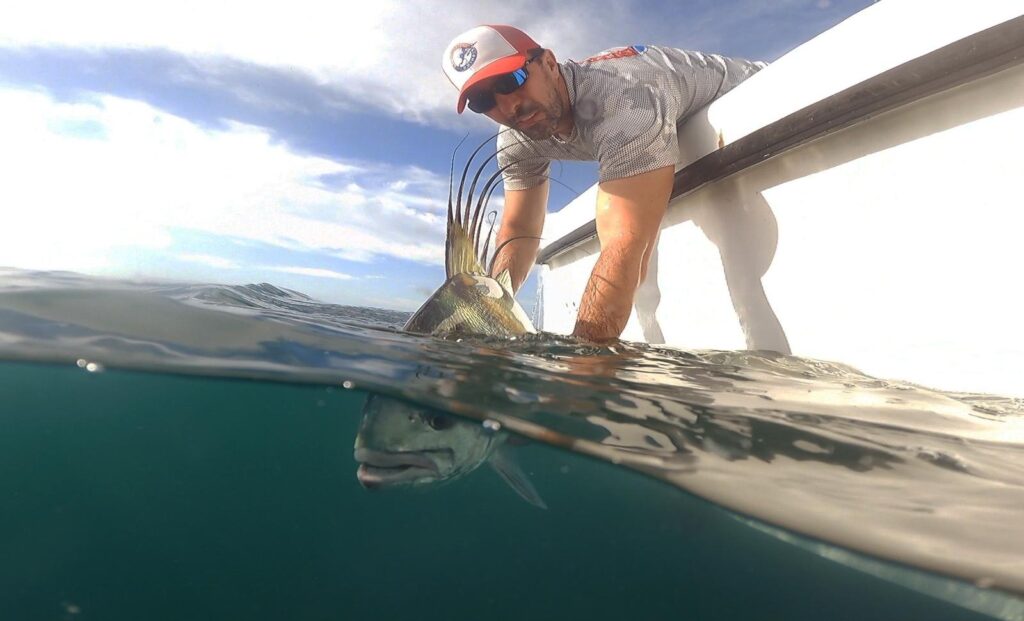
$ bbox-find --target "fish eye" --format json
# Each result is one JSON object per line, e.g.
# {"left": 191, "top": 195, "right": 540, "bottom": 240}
{"left": 425, "top": 413, "right": 455, "bottom": 431}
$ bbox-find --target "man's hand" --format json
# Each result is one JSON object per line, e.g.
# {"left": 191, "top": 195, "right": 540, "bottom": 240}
{"left": 573, "top": 165, "right": 674, "bottom": 342}
{"left": 490, "top": 180, "right": 549, "bottom": 292}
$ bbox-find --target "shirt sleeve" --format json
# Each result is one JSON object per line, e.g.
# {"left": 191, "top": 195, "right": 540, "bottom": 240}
{"left": 594, "top": 80, "right": 681, "bottom": 183}
{"left": 496, "top": 129, "right": 551, "bottom": 191}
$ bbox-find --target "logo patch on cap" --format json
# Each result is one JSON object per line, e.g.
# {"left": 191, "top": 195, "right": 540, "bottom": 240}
{"left": 451, "top": 43, "right": 478, "bottom": 72}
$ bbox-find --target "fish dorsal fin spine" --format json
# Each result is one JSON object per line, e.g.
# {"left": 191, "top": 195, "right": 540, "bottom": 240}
{"left": 446, "top": 135, "right": 513, "bottom": 278}
{"left": 495, "top": 269, "right": 513, "bottom": 295}
{"left": 446, "top": 220, "right": 486, "bottom": 278}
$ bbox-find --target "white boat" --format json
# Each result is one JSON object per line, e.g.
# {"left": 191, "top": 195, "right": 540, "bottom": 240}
{"left": 535, "top": 0, "right": 1024, "bottom": 397}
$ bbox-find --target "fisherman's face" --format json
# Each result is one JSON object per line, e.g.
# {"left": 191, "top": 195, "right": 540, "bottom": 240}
{"left": 471, "top": 51, "right": 565, "bottom": 141}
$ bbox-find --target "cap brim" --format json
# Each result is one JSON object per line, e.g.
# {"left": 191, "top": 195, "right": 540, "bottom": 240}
{"left": 456, "top": 53, "right": 529, "bottom": 114}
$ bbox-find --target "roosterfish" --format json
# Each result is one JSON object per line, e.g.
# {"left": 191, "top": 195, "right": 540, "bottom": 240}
{"left": 353, "top": 138, "right": 547, "bottom": 508}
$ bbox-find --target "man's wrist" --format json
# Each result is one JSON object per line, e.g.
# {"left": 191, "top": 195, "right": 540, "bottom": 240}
{"left": 573, "top": 257, "right": 637, "bottom": 341}
{"left": 572, "top": 318, "right": 618, "bottom": 343}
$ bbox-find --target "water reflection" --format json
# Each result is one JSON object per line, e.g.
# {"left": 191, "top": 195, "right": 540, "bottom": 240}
{"left": 582, "top": 402, "right": 902, "bottom": 473}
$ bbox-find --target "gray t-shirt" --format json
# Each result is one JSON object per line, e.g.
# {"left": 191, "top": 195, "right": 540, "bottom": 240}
{"left": 497, "top": 45, "right": 765, "bottom": 190}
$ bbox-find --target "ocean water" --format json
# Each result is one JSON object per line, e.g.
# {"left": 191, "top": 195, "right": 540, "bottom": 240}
{"left": 1, "top": 268, "right": 1023, "bottom": 621}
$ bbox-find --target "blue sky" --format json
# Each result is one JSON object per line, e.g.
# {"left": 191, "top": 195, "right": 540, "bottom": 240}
{"left": 0, "top": 0, "right": 873, "bottom": 311}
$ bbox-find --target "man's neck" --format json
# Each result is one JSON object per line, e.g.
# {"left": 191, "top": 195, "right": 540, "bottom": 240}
{"left": 553, "top": 67, "right": 575, "bottom": 140}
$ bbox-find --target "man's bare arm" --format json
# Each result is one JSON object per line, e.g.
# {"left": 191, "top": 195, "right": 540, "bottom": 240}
{"left": 490, "top": 180, "right": 549, "bottom": 292}
{"left": 573, "top": 166, "right": 674, "bottom": 342}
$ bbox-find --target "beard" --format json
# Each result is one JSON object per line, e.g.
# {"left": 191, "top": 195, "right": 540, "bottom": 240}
{"left": 513, "top": 91, "right": 565, "bottom": 141}
{"left": 517, "top": 114, "right": 559, "bottom": 140}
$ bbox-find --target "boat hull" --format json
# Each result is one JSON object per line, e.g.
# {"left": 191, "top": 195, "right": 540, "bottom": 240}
{"left": 537, "top": 1, "right": 1024, "bottom": 396}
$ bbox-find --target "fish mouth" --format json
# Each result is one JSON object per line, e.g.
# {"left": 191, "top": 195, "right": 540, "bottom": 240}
{"left": 354, "top": 448, "right": 447, "bottom": 489}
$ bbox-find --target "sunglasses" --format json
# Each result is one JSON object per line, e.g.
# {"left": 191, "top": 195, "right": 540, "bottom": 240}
{"left": 466, "top": 54, "right": 541, "bottom": 114}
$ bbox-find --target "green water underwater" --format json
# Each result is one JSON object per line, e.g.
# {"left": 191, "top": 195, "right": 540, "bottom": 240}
{"left": 0, "top": 361, "right": 1001, "bottom": 621}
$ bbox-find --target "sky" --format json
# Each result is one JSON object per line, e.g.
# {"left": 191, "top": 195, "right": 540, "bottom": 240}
{"left": 0, "top": 0, "right": 874, "bottom": 311}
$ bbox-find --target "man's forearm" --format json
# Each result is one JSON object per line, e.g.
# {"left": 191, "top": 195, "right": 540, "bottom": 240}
{"left": 573, "top": 242, "right": 646, "bottom": 342}
{"left": 490, "top": 182, "right": 549, "bottom": 292}
{"left": 572, "top": 165, "right": 673, "bottom": 342}
{"left": 490, "top": 226, "right": 540, "bottom": 292}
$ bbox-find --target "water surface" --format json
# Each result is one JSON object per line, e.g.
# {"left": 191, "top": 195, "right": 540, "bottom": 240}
{"left": 1, "top": 268, "right": 1022, "bottom": 620}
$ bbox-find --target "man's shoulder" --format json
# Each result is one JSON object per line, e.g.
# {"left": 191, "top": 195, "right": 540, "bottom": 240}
{"left": 570, "top": 45, "right": 761, "bottom": 82}
{"left": 570, "top": 45, "right": 699, "bottom": 75}
{"left": 578, "top": 44, "right": 655, "bottom": 65}
{"left": 570, "top": 45, "right": 764, "bottom": 129}
{"left": 566, "top": 46, "right": 682, "bottom": 129}
{"left": 567, "top": 45, "right": 691, "bottom": 108}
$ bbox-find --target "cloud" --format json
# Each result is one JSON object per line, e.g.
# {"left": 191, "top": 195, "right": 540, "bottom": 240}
{"left": 0, "top": 0, "right": 866, "bottom": 125}
{"left": 0, "top": 86, "right": 450, "bottom": 274}
{"left": 0, "top": 0, "right": 872, "bottom": 308}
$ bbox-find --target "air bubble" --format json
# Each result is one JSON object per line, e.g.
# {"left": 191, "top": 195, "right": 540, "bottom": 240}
{"left": 482, "top": 419, "right": 501, "bottom": 433}
{"left": 341, "top": 380, "right": 354, "bottom": 390}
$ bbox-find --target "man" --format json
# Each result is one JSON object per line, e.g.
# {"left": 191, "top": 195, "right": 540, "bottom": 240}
{"left": 442, "top": 25, "right": 765, "bottom": 342}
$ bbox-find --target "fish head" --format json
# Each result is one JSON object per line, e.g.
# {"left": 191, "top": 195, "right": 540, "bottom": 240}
{"left": 353, "top": 394, "right": 499, "bottom": 490}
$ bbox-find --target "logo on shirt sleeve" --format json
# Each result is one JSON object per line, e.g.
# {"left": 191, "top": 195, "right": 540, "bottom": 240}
{"left": 582, "top": 45, "right": 648, "bottom": 64}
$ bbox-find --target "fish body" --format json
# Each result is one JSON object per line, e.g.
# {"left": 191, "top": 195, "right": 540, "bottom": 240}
{"left": 352, "top": 142, "right": 546, "bottom": 508}
{"left": 404, "top": 271, "right": 535, "bottom": 337}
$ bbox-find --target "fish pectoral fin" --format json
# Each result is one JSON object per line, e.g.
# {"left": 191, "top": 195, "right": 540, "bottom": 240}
{"left": 489, "top": 446, "right": 547, "bottom": 510}
{"left": 495, "top": 269, "right": 514, "bottom": 295}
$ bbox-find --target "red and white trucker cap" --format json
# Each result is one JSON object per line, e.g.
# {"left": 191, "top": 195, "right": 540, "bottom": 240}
{"left": 442, "top": 25, "right": 541, "bottom": 114}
